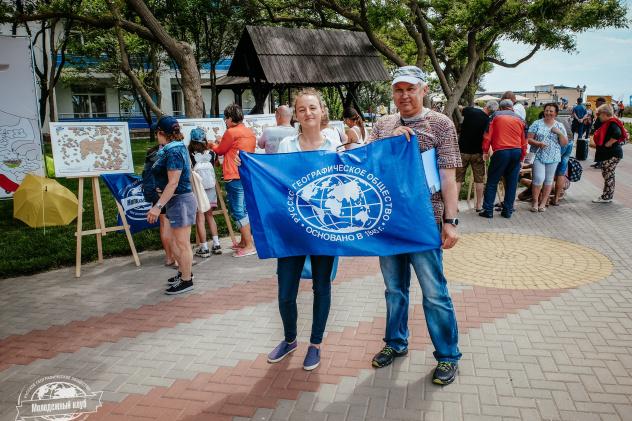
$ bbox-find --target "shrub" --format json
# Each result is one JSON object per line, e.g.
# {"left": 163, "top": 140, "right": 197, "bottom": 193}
{"left": 525, "top": 106, "right": 543, "bottom": 126}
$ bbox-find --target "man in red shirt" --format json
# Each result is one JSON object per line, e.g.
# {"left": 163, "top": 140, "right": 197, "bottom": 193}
{"left": 479, "top": 99, "right": 528, "bottom": 219}
{"left": 211, "top": 104, "right": 257, "bottom": 257}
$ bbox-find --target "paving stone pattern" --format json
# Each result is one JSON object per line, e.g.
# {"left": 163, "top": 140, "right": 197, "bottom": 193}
{"left": 1, "top": 148, "right": 632, "bottom": 420}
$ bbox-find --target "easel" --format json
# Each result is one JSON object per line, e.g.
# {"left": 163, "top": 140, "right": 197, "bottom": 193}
{"left": 192, "top": 177, "right": 236, "bottom": 246}
{"left": 213, "top": 178, "right": 237, "bottom": 244}
{"left": 73, "top": 175, "right": 140, "bottom": 277}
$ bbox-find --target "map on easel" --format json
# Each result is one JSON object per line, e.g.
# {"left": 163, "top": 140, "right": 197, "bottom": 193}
{"left": 178, "top": 118, "right": 226, "bottom": 146}
{"left": 49, "top": 122, "right": 134, "bottom": 177}
{"left": 243, "top": 114, "right": 277, "bottom": 138}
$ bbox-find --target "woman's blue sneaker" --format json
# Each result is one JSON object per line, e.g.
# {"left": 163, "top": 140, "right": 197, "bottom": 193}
{"left": 303, "top": 346, "right": 321, "bottom": 371}
{"left": 267, "top": 341, "right": 297, "bottom": 363}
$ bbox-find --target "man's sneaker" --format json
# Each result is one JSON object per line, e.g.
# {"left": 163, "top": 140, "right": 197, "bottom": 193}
{"left": 592, "top": 197, "right": 612, "bottom": 203}
{"left": 211, "top": 245, "right": 222, "bottom": 255}
{"left": 500, "top": 211, "right": 511, "bottom": 219}
{"left": 432, "top": 362, "right": 458, "bottom": 385}
{"left": 267, "top": 341, "right": 297, "bottom": 363}
{"left": 372, "top": 346, "right": 408, "bottom": 368}
{"left": 168, "top": 272, "right": 194, "bottom": 285}
{"left": 478, "top": 211, "right": 493, "bottom": 219}
{"left": 303, "top": 346, "right": 321, "bottom": 371}
{"left": 165, "top": 279, "right": 193, "bottom": 295}
{"left": 195, "top": 247, "right": 211, "bottom": 258}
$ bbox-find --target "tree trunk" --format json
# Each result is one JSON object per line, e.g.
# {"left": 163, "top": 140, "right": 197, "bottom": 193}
{"left": 127, "top": 0, "right": 204, "bottom": 118}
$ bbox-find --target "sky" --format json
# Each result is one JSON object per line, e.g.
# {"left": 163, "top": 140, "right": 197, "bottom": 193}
{"left": 482, "top": 4, "right": 632, "bottom": 104}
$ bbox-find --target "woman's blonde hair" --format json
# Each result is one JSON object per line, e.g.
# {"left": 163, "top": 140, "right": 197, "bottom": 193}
{"left": 293, "top": 88, "right": 326, "bottom": 133}
{"left": 596, "top": 104, "right": 614, "bottom": 117}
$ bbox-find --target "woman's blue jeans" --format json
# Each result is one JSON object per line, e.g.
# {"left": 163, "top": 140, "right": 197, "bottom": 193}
{"left": 225, "top": 179, "right": 249, "bottom": 228}
{"left": 379, "top": 248, "right": 461, "bottom": 363}
{"left": 277, "top": 255, "right": 335, "bottom": 345}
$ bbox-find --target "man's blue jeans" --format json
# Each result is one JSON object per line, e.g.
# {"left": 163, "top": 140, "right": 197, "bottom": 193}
{"left": 277, "top": 255, "right": 335, "bottom": 345}
{"left": 571, "top": 120, "right": 585, "bottom": 140}
{"left": 379, "top": 249, "right": 461, "bottom": 363}
{"left": 482, "top": 148, "right": 522, "bottom": 215}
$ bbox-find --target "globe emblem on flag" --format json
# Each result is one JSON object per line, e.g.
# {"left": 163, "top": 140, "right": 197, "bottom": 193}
{"left": 295, "top": 174, "right": 384, "bottom": 233}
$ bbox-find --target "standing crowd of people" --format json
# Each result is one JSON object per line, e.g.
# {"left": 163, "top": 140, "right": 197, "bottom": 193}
{"left": 142, "top": 64, "right": 626, "bottom": 386}
{"left": 457, "top": 92, "right": 627, "bottom": 215}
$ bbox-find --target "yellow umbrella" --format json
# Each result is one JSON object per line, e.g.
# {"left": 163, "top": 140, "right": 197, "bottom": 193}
{"left": 13, "top": 174, "right": 81, "bottom": 228}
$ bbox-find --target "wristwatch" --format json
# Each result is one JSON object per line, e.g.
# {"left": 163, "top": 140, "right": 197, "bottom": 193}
{"left": 443, "top": 218, "right": 458, "bottom": 227}
{"left": 156, "top": 203, "right": 164, "bottom": 210}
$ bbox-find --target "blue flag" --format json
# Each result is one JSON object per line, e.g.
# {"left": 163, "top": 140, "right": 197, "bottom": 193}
{"left": 101, "top": 173, "right": 160, "bottom": 234}
{"left": 239, "top": 134, "right": 442, "bottom": 259}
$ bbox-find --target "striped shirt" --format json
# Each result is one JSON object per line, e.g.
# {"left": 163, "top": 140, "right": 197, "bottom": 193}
{"left": 367, "top": 111, "right": 461, "bottom": 225}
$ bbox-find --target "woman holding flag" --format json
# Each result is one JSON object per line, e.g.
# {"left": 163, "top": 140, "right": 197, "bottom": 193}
{"left": 236, "top": 89, "right": 340, "bottom": 370}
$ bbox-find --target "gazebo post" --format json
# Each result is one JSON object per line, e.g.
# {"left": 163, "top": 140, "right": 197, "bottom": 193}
{"left": 269, "top": 90, "right": 276, "bottom": 113}
{"left": 347, "top": 83, "right": 363, "bottom": 114}
{"left": 233, "top": 88, "right": 244, "bottom": 107}
{"left": 214, "top": 87, "right": 223, "bottom": 118}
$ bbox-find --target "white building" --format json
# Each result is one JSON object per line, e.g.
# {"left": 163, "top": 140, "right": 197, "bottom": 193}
{"left": 1, "top": 24, "right": 261, "bottom": 134}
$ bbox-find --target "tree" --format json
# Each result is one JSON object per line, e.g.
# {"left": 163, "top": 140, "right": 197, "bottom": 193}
{"left": 357, "top": 81, "right": 392, "bottom": 119}
{"left": 251, "top": 0, "right": 629, "bottom": 120}
{"left": 3, "top": 0, "right": 206, "bottom": 118}
{"left": 155, "top": 0, "right": 250, "bottom": 117}
{"left": 63, "top": 25, "right": 165, "bottom": 141}
{"left": 9, "top": 0, "right": 82, "bottom": 126}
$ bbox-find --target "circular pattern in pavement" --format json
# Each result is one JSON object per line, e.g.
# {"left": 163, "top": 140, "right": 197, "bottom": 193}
{"left": 443, "top": 233, "right": 613, "bottom": 290}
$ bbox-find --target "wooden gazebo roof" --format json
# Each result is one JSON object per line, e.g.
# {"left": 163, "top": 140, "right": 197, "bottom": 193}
{"left": 226, "top": 26, "right": 390, "bottom": 86}
{"left": 202, "top": 26, "right": 390, "bottom": 114}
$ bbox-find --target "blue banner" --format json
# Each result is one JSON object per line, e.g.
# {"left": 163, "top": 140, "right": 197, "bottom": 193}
{"left": 239, "top": 134, "right": 442, "bottom": 259}
{"left": 101, "top": 174, "right": 160, "bottom": 234}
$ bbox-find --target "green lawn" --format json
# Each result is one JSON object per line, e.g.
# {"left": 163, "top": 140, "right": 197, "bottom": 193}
{"left": 0, "top": 139, "right": 234, "bottom": 280}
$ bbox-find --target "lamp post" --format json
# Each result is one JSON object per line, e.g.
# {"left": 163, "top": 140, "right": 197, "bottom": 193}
{"left": 577, "top": 84, "right": 586, "bottom": 101}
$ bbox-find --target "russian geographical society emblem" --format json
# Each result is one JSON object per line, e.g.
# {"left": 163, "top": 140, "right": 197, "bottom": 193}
{"left": 15, "top": 375, "right": 103, "bottom": 421}
{"left": 119, "top": 178, "right": 153, "bottom": 220}
{"left": 288, "top": 164, "right": 392, "bottom": 241}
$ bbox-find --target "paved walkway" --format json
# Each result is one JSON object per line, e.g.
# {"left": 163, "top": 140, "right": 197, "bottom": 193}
{"left": 2, "top": 147, "right": 632, "bottom": 421}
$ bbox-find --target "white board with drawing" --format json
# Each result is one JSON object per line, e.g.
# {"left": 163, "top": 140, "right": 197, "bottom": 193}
{"left": 0, "top": 36, "right": 44, "bottom": 198}
{"left": 178, "top": 118, "right": 226, "bottom": 146}
{"left": 49, "top": 122, "right": 134, "bottom": 177}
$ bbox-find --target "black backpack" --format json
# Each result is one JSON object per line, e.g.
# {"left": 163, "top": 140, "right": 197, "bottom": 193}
{"left": 142, "top": 145, "right": 161, "bottom": 204}
{"left": 567, "top": 157, "right": 583, "bottom": 182}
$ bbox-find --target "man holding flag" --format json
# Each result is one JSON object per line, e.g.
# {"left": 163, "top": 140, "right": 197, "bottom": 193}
{"left": 366, "top": 66, "right": 462, "bottom": 385}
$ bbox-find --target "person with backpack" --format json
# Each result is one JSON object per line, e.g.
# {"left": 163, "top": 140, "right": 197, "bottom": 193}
{"left": 188, "top": 128, "right": 222, "bottom": 257}
{"left": 143, "top": 143, "right": 176, "bottom": 267}
{"left": 592, "top": 104, "right": 626, "bottom": 203}
{"left": 145, "top": 115, "right": 197, "bottom": 295}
